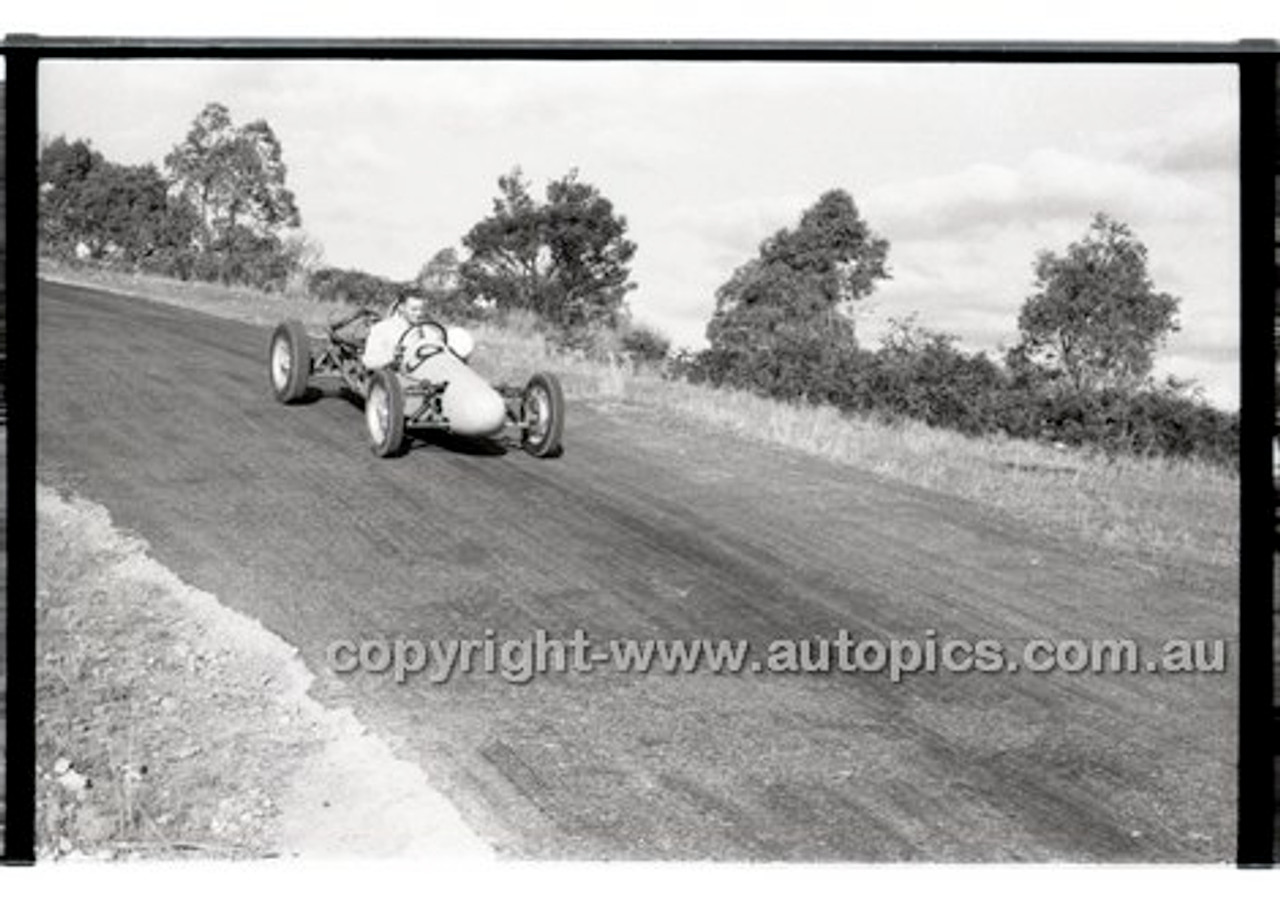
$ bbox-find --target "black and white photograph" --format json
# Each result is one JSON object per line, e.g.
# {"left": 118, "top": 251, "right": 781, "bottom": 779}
{"left": 7, "top": 33, "right": 1269, "bottom": 878}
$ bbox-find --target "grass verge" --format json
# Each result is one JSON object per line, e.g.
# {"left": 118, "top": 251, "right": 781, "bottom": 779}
{"left": 40, "top": 259, "right": 1238, "bottom": 570}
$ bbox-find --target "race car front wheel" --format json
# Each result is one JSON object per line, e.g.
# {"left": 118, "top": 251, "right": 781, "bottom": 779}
{"left": 366, "top": 369, "right": 406, "bottom": 458}
{"left": 269, "top": 320, "right": 311, "bottom": 403}
{"left": 521, "top": 372, "right": 564, "bottom": 458}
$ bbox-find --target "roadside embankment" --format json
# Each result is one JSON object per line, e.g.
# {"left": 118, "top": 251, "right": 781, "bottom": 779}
{"left": 36, "top": 483, "right": 494, "bottom": 861}
{"left": 37, "top": 260, "right": 1238, "bottom": 570}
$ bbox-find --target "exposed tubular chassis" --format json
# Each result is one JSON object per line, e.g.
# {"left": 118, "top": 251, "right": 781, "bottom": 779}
{"left": 269, "top": 307, "right": 565, "bottom": 458}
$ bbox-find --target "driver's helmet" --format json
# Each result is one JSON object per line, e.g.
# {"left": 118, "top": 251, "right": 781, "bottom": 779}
{"left": 401, "top": 295, "right": 430, "bottom": 325}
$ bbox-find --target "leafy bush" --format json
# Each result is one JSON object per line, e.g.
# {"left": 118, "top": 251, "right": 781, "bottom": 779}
{"left": 619, "top": 325, "right": 672, "bottom": 364}
{"left": 675, "top": 316, "right": 1236, "bottom": 469}
{"left": 307, "top": 267, "right": 408, "bottom": 311}
{"left": 849, "top": 318, "right": 1007, "bottom": 435}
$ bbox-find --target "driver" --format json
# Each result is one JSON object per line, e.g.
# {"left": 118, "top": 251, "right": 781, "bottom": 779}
{"left": 359, "top": 292, "right": 503, "bottom": 438}
{"left": 361, "top": 294, "right": 436, "bottom": 371}
{"left": 361, "top": 294, "right": 474, "bottom": 371}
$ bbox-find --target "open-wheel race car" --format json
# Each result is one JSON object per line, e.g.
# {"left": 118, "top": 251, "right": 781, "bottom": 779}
{"left": 268, "top": 303, "right": 564, "bottom": 458}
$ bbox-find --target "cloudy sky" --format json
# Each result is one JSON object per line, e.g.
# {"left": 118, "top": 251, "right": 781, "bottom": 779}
{"left": 38, "top": 58, "right": 1240, "bottom": 407}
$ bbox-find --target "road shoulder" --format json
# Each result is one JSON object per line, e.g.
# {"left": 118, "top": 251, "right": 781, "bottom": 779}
{"left": 36, "top": 482, "right": 493, "bottom": 860}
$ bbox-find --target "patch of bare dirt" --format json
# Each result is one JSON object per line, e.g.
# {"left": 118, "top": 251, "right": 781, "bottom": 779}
{"left": 36, "top": 483, "right": 493, "bottom": 861}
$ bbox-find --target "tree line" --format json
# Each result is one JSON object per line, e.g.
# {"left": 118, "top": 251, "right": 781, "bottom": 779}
{"left": 677, "top": 198, "right": 1235, "bottom": 468}
{"left": 39, "top": 101, "right": 1237, "bottom": 468}
{"left": 40, "top": 103, "right": 302, "bottom": 290}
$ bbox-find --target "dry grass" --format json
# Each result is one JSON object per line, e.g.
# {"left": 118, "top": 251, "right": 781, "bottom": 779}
{"left": 40, "top": 261, "right": 1238, "bottom": 569}
{"left": 39, "top": 258, "right": 350, "bottom": 328}
{"left": 639, "top": 379, "right": 1237, "bottom": 568}
{"left": 468, "top": 319, "right": 630, "bottom": 400}
{"left": 467, "top": 315, "right": 1236, "bottom": 568}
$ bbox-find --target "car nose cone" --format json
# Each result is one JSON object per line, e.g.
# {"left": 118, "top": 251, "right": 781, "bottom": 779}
{"left": 410, "top": 353, "right": 508, "bottom": 437}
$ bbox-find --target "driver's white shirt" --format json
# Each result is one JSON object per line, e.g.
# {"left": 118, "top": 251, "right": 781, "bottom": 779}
{"left": 361, "top": 312, "right": 444, "bottom": 371}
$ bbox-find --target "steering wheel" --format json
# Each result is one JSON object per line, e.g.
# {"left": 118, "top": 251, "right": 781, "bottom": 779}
{"left": 395, "top": 319, "right": 450, "bottom": 373}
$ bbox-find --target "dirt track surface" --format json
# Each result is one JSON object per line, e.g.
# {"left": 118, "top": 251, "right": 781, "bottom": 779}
{"left": 38, "top": 279, "right": 1237, "bottom": 861}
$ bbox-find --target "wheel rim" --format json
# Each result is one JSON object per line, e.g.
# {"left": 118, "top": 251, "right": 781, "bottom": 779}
{"left": 271, "top": 337, "right": 292, "bottom": 391}
{"left": 367, "top": 383, "right": 388, "bottom": 444}
{"left": 525, "top": 386, "right": 550, "bottom": 445}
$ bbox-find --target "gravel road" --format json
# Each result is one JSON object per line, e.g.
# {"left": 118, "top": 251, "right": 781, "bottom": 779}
{"left": 37, "top": 279, "right": 1237, "bottom": 860}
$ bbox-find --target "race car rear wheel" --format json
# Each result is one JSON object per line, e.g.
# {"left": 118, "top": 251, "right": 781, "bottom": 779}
{"left": 269, "top": 320, "right": 311, "bottom": 403}
{"left": 521, "top": 372, "right": 564, "bottom": 458}
{"left": 366, "top": 369, "right": 406, "bottom": 458}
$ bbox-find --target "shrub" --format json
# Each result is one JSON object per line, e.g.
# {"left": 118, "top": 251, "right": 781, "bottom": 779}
{"left": 307, "top": 267, "right": 408, "bottom": 310}
{"left": 677, "top": 313, "right": 1237, "bottom": 469}
{"left": 619, "top": 325, "right": 672, "bottom": 364}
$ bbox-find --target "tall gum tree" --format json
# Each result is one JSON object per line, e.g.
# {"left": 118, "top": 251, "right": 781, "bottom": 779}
{"left": 706, "top": 189, "right": 890, "bottom": 356}
{"left": 460, "top": 167, "right": 636, "bottom": 335}
{"left": 1010, "top": 213, "right": 1180, "bottom": 395}
{"left": 164, "top": 102, "right": 301, "bottom": 249}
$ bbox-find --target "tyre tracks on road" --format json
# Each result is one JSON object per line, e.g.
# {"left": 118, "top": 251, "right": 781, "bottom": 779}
{"left": 37, "top": 279, "right": 1238, "bottom": 860}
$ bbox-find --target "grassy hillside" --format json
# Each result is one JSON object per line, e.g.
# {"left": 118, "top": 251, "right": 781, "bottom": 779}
{"left": 39, "top": 259, "right": 1238, "bottom": 571}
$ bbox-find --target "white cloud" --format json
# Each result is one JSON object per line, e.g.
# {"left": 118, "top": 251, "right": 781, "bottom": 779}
{"left": 1093, "top": 87, "right": 1239, "bottom": 176}
{"left": 37, "top": 59, "right": 1241, "bottom": 406}
{"left": 866, "top": 147, "right": 1228, "bottom": 244}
